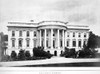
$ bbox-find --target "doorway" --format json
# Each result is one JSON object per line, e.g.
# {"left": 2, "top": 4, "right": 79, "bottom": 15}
{"left": 54, "top": 51, "right": 57, "bottom": 56}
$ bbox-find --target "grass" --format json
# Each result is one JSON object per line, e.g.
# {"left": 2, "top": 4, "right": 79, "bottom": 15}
{"left": 17, "top": 62, "right": 100, "bottom": 67}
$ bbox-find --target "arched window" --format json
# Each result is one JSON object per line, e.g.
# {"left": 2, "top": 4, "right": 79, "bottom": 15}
{"left": 19, "top": 39, "right": 22, "bottom": 47}
{"left": 73, "top": 40, "right": 76, "bottom": 47}
{"left": 78, "top": 40, "right": 81, "bottom": 47}
{"left": 26, "top": 39, "right": 30, "bottom": 47}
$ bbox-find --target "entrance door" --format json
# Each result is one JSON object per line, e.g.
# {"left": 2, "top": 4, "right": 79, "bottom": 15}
{"left": 54, "top": 51, "right": 57, "bottom": 56}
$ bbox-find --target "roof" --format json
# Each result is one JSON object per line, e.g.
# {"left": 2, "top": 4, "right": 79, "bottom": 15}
{"left": 67, "top": 22, "right": 89, "bottom": 30}
{"left": 7, "top": 22, "right": 38, "bottom": 27}
{"left": 7, "top": 21, "right": 89, "bottom": 30}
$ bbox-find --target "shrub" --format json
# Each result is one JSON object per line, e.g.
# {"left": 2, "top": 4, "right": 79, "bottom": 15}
{"left": 25, "top": 51, "right": 31, "bottom": 60}
{"left": 11, "top": 51, "right": 17, "bottom": 61}
{"left": 32, "top": 47, "right": 53, "bottom": 59}
{"left": 60, "top": 47, "right": 76, "bottom": 58}
{"left": 77, "top": 48, "right": 98, "bottom": 58}
{"left": 2, "top": 55, "right": 11, "bottom": 61}
{"left": 18, "top": 49, "right": 25, "bottom": 60}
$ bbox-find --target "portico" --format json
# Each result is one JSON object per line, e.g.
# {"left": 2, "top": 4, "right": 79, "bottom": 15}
{"left": 39, "top": 29, "right": 66, "bottom": 50}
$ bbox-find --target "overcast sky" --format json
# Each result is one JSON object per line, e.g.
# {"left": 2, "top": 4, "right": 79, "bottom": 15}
{"left": 0, "top": 0, "right": 100, "bottom": 35}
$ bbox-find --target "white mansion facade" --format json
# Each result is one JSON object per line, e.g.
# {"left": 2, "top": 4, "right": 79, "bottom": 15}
{"left": 7, "top": 21, "right": 89, "bottom": 56}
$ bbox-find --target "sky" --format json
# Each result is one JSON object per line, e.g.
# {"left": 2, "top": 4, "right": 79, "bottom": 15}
{"left": 0, "top": 0, "right": 100, "bottom": 36}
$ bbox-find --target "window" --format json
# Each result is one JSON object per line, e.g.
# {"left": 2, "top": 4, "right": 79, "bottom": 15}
{"left": 12, "top": 40, "right": 15, "bottom": 47}
{"left": 19, "top": 31, "right": 22, "bottom": 37}
{"left": 47, "top": 40, "right": 48, "bottom": 48}
{"left": 84, "top": 33, "right": 86, "bottom": 37}
{"left": 47, "top": 33, "right": 48, "bottom": 36}
{"left": 78, "top": 40, "right": 81, "bottom": 47}
{"left": 60, "top": 40, "right": 62, "bottom": 47}
{"left": 26, "top": 40, "right": 30, "bottom": 47}
{"left": 53, "top": 34, "right": 55, "bottom": 36}
{"left": 67, "top": 40, "right": 69, "bottom": 47}
{"left": 79, "top": 33, "right": 81, "bottom": 37}
{"left": 83, "top": 39, "right": 87, "bottom": 45}
{"left": 73, "top": 32, "right": 75, "bottom": 37}
{"left": 53, "top": 32, "right": 55, "bottom": 36}
{"left": 42, "top": 39, "right": 44, "bottom": 47}
{"left": 41, "top": 30, "right": 43, "bottom": 37}
{"left": 26, "top": 31, "right": 29, "bottom": 37}
{"left": 83, "top": 40, "right": 86, "bottom": 45}
{"left": 67, "top": 32, "right": 70, "bottom": 37}
{"left": 34, "top": 31, "right": 37, "bottom": 37}
{"left": 19, "top": 39, "right": 22, "bottom": 47}
{"left": 12, "top": 31, "right": 15, "bottom": 37}
{"left": 73, "top": 41, "right": 76, "bottom": 47}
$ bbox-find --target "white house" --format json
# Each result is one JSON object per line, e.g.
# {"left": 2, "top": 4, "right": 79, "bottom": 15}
{"left": 7, "top": 21, "right": 89, "bottom": 56}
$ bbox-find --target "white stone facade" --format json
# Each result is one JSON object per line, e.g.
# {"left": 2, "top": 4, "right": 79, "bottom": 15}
{"left": 7, "top": 21, "right": 89, "bottom": 56}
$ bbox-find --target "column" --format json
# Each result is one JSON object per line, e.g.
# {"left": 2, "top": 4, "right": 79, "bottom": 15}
{"left": 70, "top": 32, "right": 72, "bottom": 48}
{"left": 51, "top": 29, "right": 53, "bottom": 49}
{"left": 81, "top": 39, "right": 83, "bottom": 48}
{"left": 76, "top": 39, "right": 78, "bottom": 48}
{"left": 62, "top": 30, "right": 65, "bottom": 49}
{"left": 16, "top": 31, "right": 18, "bottom": 49}
{"left": 81, "top": 33, "right": 84, "bottom": 48}
{"left": 57, "top": 29, "right": 60, "bottom": 49}
{"left": 40, "top": 30, "right": 41, "bottom": 46}
{"left": 37, "top": 30, "right": 39, "bottom": 47}
{"left": 30, "top": 31, "right": 33, "bottom": 48}
{"left": 23, "top": 31, "right": 26, "bottom": 49}
{"left": 65, "top": 31, "right": 66, "bottom": 47}
{"left": 44, "top": 29, "right": 47, "bottom": 49}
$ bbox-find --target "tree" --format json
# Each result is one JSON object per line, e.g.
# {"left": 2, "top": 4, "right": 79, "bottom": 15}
{"left": 0, "top": 32, "right": 6, "bottom": 61}
{"left": 25, "top": 51, "right": 31, "bottom": 60}
{"left": 87, "top": 31, "right": 100, "bottom": 49}
{"left": 11, "top": 51, "right": 17, "bottom": 61}
{"left": 77, "top": 36, "right": 98, "bottom": 58}
{"left": 18, "top": 49, "right": 25, "bottom": 60}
